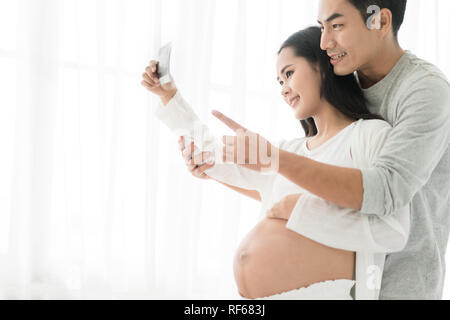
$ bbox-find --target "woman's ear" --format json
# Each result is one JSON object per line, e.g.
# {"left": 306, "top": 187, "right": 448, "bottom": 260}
{"left": 313, "top": 62, "right": 321, "bottom": 73}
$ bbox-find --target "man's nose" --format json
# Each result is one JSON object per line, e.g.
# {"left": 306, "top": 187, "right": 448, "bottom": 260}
{"left": 320, "top": 30, "right": 336, "bottom": 51}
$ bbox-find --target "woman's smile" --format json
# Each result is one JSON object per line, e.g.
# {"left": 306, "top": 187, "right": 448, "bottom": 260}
{"left": 289, "top": 96, "right": 300, "bottom": 108}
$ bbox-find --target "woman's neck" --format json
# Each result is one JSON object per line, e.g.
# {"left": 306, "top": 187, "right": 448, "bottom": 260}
{"left": 312, "top": 103, "right": 355, "bottom": 142}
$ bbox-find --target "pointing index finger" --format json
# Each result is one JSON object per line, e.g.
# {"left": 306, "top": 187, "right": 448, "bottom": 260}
{"left": 212, "top": 110, "right": 247, "bottom": 132}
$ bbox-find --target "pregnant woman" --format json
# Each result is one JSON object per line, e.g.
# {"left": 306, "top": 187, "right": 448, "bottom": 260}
{"left": 142, "top": 27, "right": 409, "bottom": 300}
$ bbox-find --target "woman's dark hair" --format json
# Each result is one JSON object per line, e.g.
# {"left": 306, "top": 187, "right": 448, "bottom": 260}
{"left": 278, "top": 26, "right": 384, "bottom": 137}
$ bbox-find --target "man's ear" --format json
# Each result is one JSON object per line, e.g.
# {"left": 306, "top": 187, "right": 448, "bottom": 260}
{"left": 378, "top": 8, "right": 393, "bottom": 38}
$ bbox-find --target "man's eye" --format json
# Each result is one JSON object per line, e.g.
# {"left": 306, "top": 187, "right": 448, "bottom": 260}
{"left": 333, "top": 24, "right": 343, "bottom": 29}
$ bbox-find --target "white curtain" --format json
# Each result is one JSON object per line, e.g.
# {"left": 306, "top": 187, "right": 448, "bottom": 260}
{"left": 0, "top": 0, "right": 449, "bottom": 300}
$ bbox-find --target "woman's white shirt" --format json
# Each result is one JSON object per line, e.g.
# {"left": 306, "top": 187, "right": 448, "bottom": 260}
{"left": 153, "top": 90, "right": 410, "bottom": 300}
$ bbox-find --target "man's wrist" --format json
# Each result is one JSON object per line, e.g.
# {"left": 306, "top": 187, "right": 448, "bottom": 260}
{"left": 276, "top": 149, "right": 290, "bottom": 174}
{"left": 277, "top": 149, "right": 307, "bottom": 177}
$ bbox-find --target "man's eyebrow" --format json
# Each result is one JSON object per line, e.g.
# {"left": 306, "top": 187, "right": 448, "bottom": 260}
{"left": 276, "top": 64, "right": 294, "bottom": 81}
{"left": 317, "top": 13, "right": 344, "bottom": 25}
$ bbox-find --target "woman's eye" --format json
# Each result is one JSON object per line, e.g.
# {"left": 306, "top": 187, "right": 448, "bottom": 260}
{"left": 333, "top": 24, "right": 343, "bottom": 29}
{"left": 279, "top": 71, "right": 293, "bottom": 86}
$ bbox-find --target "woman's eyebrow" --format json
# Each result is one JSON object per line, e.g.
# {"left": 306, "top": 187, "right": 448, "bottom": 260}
{"left": 277, "top": 64, "right": 294, "bottom": 81}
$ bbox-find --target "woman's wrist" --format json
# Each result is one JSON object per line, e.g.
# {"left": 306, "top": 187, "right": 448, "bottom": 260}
{"left": 160, "top": 89, "right": 178, "bottom": 106}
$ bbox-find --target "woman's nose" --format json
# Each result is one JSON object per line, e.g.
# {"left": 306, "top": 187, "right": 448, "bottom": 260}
{"left": 282, "top": 85, "right": 291, "bottom": 97}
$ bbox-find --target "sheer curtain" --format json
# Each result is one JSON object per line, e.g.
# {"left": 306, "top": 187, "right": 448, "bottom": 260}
{"left": 0, "top": 0, "right": 449, "bottom": 300}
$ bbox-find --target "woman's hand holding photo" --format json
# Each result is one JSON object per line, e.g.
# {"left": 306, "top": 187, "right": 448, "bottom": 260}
{"left": 141, "top": 60, "right": 178, "bottom": 106}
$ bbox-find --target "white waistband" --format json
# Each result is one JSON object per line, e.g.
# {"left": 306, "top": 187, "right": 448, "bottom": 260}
{"left": 243, "top": 279, "right": 356, "bottom": 300}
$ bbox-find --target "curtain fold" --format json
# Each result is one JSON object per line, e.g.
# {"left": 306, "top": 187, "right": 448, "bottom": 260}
{"left": 0, "top": 0, "right": 449, "bottom": 299}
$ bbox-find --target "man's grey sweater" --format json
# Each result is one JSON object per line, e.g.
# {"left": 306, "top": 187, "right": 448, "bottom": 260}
{"left": 358, "top": 51, "right": 450, "bottom": 299}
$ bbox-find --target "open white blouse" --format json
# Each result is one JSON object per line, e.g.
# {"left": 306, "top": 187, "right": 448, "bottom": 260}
{"left": 153, "top": 90, "right": 410, "bottom": 300}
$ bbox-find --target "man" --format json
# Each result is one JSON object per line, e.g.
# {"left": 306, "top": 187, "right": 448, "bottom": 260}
{"left": 182, "top": 0, "right": 450, "bottom": 299}
{"left": 296, "top": 0, "right": 450, "bottom": 300}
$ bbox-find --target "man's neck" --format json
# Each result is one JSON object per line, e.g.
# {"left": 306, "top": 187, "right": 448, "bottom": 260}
{"left": 357, "top": 41, "right": 406, "bottom": 89}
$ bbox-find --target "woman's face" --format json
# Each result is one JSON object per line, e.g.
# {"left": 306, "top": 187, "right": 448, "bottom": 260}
{"left": 276, "top": 47, "right": 323, "bottom": 120}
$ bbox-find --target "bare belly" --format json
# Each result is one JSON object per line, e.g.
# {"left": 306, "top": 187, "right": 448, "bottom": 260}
{"left": 233, "top": 217, "right": 355, "bottom": 299}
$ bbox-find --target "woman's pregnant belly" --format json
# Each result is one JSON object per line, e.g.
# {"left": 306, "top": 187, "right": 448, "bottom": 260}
{"left": 233, "top": 217, "right": 355, "bottom": 299}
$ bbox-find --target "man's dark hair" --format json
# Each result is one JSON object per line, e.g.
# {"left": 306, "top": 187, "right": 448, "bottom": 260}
{"left": 347, "top": 0, "right": 407, "bottom": 37}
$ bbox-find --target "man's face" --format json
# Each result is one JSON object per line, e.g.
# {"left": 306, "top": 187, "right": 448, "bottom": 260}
{"left": 318, "top": 0, "right": 381, "bottom": 76}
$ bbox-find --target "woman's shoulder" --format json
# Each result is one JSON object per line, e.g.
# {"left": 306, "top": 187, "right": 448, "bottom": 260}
{"left": 352, "top": 119, "right": 392, "bottom": 166}
{"left": 277, "top": 137, "right": 308, "bottom": 151}
{"left": 353, "top": 119, "right": 392, "bottom": 144}
{"left": 356, "top": 118, "right": 392, "bottom": 132}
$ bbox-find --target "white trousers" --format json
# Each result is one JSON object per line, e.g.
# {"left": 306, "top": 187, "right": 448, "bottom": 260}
{"left": 242, "top": 279, "right": 356, "bottom": 300}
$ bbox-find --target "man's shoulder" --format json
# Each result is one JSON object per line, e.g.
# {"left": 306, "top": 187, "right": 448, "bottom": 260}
{"left": 387, "top": 53, "right": 450, "bottom": 113}
{"left": 398, "top": 52, "right": 449, "bottom": 88}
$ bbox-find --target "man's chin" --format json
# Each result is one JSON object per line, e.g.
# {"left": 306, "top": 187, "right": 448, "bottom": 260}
{"left": 332, "top": 65, "right": 356, "bottom": 77}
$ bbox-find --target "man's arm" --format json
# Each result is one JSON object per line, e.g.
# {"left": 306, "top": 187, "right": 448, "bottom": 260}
{"left": 284, "top": 121, "right": 410, "bottom": 253}
{"left": 277, "top": 153, "right": 364, "bottom": 210}
{"left": 276, "top": 77, "right": 450, "bottom": 217}
{"left": 359, "top": 78, "right": 450, "bottom": 216}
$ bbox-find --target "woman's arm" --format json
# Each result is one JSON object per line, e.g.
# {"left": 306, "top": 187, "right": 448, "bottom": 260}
{"left": 179, "top": 137, "right": 262, "bottom": 202}
{"left": 154, "top": 88, "right": 275, "bottom": 194}
{"left": 213, "top": 179, "right": 262, "bottom": 202}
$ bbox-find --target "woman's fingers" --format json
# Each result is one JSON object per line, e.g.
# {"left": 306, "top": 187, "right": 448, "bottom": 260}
{"left": 178, "top": 138, "right": 214, "bottom": 174}
{"left": 193, "top": 163, "right": 214, "bottom": 178}
{"left": 181, "top": 142, "right": 214, "bottom": 179}
{"left": 182, "top": 148, "right": 193, "bottom": 162}
{"left": 150, "top": 60, "right": 159, "bottom": 73}
{"left": 182, "top": 142, "right": 197, "bottom": 160}
{"left": 186, "top": 151, "right": 213, "bottom": 167}
{"left": 192, "top": 152, "right": 212, "bottom": 165}
{"left": 183, "top": 141, "right": 195, "bottom": 154}
{"left": 144, "top": 68, "right": 159, "bottom": 84}
{"left": 145, "top": 62, "right": 160, "bottom": 83}
{"left": 147, "top": 60, "right": 159, "bottom": 75}
{"left": 142, "top": 73, "right": 159, "bottom": 88}
{"left": 187, "top": 161, "right": 197, "bottom": 172}
{"left": 179, "top": 137, "right": 185, "bottom": 151}
{"left": 142, "top": 72, "right": 156, "bottom": 85}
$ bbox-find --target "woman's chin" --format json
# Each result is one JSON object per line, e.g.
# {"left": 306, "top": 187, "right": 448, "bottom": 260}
{"left": 294, "top": 110, "right": 307, "bottom": 120}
